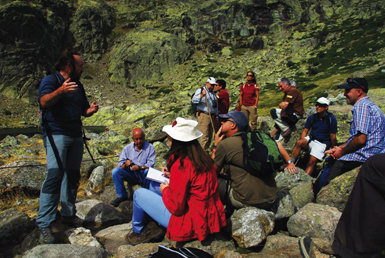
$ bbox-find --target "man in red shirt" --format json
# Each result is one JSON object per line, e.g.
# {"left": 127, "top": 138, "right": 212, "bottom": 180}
{"left": 239, "top": 71, "right": 259, "bottom": 131}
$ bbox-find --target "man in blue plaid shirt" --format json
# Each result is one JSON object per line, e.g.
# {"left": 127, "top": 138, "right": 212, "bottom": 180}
{"left": 323, "top": 78, "right": 385, "bottom": 185}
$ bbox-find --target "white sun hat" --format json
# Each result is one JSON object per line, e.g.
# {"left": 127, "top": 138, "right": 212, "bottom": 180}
{"left": 162, "top": 117, "right": 203, "bottom": 142}
{"left": 206, "top": 77, "right": 216, "bottom": 84}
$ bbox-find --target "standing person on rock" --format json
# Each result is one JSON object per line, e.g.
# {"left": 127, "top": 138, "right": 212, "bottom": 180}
{"left": 191, "top": 77, "right": 218, "bottom": 151}
{"left": 110, "top": 128, "right": 156, "bottom": 207}
{"left": 37, "top": 50, "right": 99, "bottom": 244}
{"left": 239, "top": 71, "right": 259, "bottom": 131}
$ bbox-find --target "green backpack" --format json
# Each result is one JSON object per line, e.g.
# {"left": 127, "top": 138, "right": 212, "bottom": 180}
{"left": 241, "top": 131, "right": 284, "bottom": 178}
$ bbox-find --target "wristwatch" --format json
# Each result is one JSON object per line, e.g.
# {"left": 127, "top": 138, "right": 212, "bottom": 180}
{"left": 287, "top": 160, "right": 292, "bottom": 164}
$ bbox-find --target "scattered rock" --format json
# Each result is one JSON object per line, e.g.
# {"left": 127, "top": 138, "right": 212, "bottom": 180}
{"left": 66, "top": 227, "right": 102, "bottom": 248}
{"left": 85, "top": 166, "right": 106, "bottom": 196}
{"left": 95, "top": 223, "right": 131, "bottom": 255}
{"left": 231, "top": 207, "right": 275, "bottom": 248}
{"left": 23, "top": 244, "right": 108, "bottom": 258}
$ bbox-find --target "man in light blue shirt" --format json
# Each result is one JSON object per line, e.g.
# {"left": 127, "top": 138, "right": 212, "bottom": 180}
{"left": 110, "top": 128, "right": 156, "bottom": 207}
{"left": 191, "top": 77, "right": 218, "bottom": 150}
{"left": 324, "top": 78, "right": 385, "bottom": 185}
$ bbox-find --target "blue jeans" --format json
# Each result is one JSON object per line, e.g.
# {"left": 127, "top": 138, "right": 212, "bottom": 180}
{"left": 36, "top": 135, "right": 83, "bottom": 228}
{"left": 111, "top": 167, "right": 152, "bottom": 198}
{"left": 132, "top": 185, "right": 171, "bottom": 233}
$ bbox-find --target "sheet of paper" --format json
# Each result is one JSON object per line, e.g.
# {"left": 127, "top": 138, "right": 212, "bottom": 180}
{"left": 146, "top": 167, "right": 169, "bottom": 184}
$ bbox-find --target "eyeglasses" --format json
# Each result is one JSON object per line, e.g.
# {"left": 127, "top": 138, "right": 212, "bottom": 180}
{"left": 315, "top": 103, "right": 327, "bottom": 107}
{"left": 247, "top": 74, "right": 254, "bottom": 77}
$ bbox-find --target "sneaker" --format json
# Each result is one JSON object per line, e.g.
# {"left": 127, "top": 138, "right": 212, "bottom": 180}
{"left": 62, "top": 215, "right": 84, "bottom": 227}
{"left": 126, "top": 221, "right": 165, "bottom": 245}
{"left": 110, "top": 197, "right": 128, "bottom": 207}
{"left": 39, "top": 227, "right": 55, "bottom": 244}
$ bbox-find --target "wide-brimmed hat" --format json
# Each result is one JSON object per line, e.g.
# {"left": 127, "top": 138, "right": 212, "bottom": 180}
{"left": 338, "top": 78, "right": 368, "bottom": 93}
{"left": 162, "top": 117, "right": 203, "bottom": 142}
{"left": 316, "top": 97, "right": 330, "bottom": 106}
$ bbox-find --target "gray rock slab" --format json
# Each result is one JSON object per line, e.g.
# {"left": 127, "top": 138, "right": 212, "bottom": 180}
{"left": 289, "top": 181, "right": 314, "bottom": 209}
{"left": 23, "top": 244, "right": 108, "bottom": 258}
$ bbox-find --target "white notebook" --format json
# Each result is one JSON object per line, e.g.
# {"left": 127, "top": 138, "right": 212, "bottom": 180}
{"left": 146, "top": 167, "right": 169, "bottom": 184}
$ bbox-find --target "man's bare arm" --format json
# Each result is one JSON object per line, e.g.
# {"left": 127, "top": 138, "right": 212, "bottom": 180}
{"left": 40, "top": 78, "right": 78, "bottom": 108}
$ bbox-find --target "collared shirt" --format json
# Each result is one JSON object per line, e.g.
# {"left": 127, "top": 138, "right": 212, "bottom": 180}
{"left": 282, "top": 86, "right": 304, "bottom": 116}
{"left": 341, "top": 96, "right": 385, "bottom": 162}
{"left": 117, "top": 141, "right": 156, "bottom": 168}
{"left": 191, "top": 86, "right": 218, "bottom": 115}
{"left": 217, "top": 89, "right": 229, "bottom": 114}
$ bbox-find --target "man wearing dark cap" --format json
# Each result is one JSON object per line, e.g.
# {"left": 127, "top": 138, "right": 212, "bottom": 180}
{"left": 211, "top": 111, "right": 277, "bottom": 210}
{"left": 323, "top": 78, "right": 385, "bottom": 185}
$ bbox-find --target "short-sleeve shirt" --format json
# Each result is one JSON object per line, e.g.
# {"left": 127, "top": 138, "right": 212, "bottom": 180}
{"left": 282, "top": 86, "right": 304, "bottom": 116}
{"left": 240, "top": 83, "right": 259, "bottom": 106}
{"left": 214, "top": 133, "right": 277, "bottom": 206}
{"left": 217, "top": 89, "right": 229, "bottom": 114}
{"left": 38, "top": 71, "right": 90, "bottom": 137}
{"left": 340, "top": 96, "right": 385, "bottom": 162}
{"left": 305, "top": 112, "right": 337, "bottom": 146}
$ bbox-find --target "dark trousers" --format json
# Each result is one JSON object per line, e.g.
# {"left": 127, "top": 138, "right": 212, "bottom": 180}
{"left": 332, "top": 154, "right": 385, "bottom": 258}
{"left": 326, "top": 160, "right": 363, "bottom": 184}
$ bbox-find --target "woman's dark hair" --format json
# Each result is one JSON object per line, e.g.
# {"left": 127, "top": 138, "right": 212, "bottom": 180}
{"left": 166, "top": 138, "right": 214, "bottom": 174}
{"left": 54, "top": 50, "right": 78, "bottom": 71}
{"left": 246, "top": 71, "right": 256, "bottom": 84}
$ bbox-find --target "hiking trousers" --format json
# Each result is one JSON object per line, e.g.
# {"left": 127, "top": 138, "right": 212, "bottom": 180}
{"left": 196, "top": 112, "right": 215, "bottom": 151}
{"left": 111, "top": 167, "right": 151, "bottom": 199}
{"left": 36, "top": 135, "right": 83, "bottom": 228}
{"left": 241, "top": 105, "right": 258, "bottom": 131}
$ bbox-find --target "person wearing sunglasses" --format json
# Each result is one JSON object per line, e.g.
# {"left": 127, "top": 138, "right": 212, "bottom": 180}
{"left": 321, "top": 78, "right": 385, "bottom": 187}
{"left": 238, "top": 71, "right": 259, "bottom": 131}
{"left": 290, "top": 97, "right": 337, "bottom": 177}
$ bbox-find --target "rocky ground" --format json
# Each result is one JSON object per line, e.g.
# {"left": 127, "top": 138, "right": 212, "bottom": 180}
{"left": 1, "top": 0, "right": 385, "bottom": 257}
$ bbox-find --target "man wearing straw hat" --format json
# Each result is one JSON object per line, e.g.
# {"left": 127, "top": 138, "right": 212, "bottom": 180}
{"left": 191, "top": 77, "right": 218, "bottom": 151}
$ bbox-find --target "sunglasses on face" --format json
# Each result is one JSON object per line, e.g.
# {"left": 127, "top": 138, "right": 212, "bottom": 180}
{"left": 247, "top": 74, "right": 254, "bottom": 77}
{"left": 315, "top": 103, "right": 327, "bottom": 107}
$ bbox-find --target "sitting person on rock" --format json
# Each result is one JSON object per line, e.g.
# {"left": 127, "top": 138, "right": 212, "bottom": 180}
{"left": 290, "top": 97, "right": 337, "bottom": 177}
{"left": 126, "top": 118, "right": 226, "bottom": 245}
{"left": 212, "top": 111, "right": 281, "bottom": 211}
{"left": 110, "top": 128, "right": 156, "bottom": 207}
{"left": 270, "top": 77, "right": 304, "bottom": 142}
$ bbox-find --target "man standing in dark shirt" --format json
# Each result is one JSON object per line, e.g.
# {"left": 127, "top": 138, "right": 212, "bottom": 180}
{"left": 214, "top": 79, "right": 229, "bottom": 115}
{"left": 36, "top": 51, "right": 99, "bottom": 243}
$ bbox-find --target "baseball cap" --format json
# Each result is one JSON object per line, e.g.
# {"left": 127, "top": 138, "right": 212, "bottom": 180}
{"left": 219, "top": 111, "right": 248, "bottom": 131}
{"left": 338, "top": 78, "right": 368, "bottom": 93}
{"left": 206, "top": 77, "right": 216, "bottom": 85}
{"left": 316, "top": 97, "right": 330, "bottom": 106}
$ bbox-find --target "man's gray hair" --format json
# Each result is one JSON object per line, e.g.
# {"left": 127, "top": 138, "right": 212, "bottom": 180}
{"left": 279, "top": 77, "right": 290, "bottom": 86}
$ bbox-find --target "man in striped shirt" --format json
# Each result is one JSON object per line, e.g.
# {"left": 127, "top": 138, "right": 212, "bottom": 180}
{"left": 324, "top": 78, "right": 385, "bottom": 185}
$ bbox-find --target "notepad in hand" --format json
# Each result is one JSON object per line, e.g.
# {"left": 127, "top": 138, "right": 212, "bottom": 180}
{"left": 146, "top": 167, "right": 169, "bottom": 184}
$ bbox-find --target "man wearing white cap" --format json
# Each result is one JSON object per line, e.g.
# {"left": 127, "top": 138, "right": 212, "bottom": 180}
{"left": 191, "top": 77, "right": 218, "bottom": 151}
{"left": 291, "top": 97, "right": 337, "bottom": 176}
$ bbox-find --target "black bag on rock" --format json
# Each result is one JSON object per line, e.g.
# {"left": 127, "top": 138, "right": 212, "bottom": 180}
{"left": 149, "top": 245, "right": 213, "bottom": 258}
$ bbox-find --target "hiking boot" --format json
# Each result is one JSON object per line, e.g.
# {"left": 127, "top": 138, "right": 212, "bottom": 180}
{"left": 282, "top": 128, "right": 292, "bottom": 138}
{"left": 125, "top": 221, "right": 165, "bottom": 245}
{"left": 62, "top": 215, "right": 84, "bottom": 227}
{"left": 39, "top": 227, "right": 55, "bottom": 244}
{"left": 110, "top": 197, "right": 129, "bottom": 207}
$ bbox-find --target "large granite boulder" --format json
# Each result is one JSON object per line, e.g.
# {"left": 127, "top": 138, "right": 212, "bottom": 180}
{"left": 0, "top": 209, "right": 36, "bottom": 256}
{"left": 287, "top": 203, "right": 341, "bottom": 241}
{"left": 316, "top": 167, "right": 360, "bottom": 212}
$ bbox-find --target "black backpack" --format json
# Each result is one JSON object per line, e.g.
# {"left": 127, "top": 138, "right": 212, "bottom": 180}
{"left": 149, "top": 245, "right": 213, "bottom": 258}
{"left": 241, "top": 131, "right": 284, "bottom": 178}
